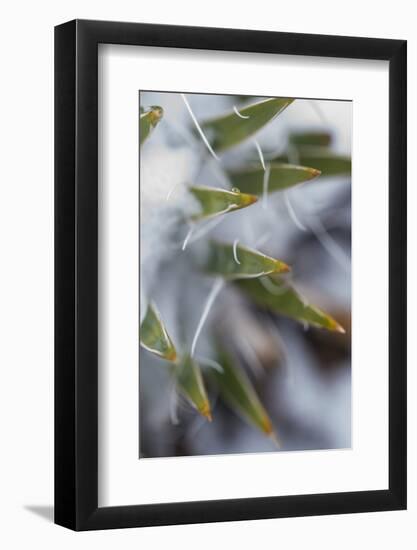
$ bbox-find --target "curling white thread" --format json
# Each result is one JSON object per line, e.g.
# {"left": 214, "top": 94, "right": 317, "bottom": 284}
{"left": 182, "top": 225, "right": 194, "bottom": 251}
{"left": 232, "top": 239, "right": 241, "bottom": 264}
{"left": 195, "top": 356, "right": 224, "bottom": 373}
{"left": 262, "top": 163, "right": 271, "bottom": 209}
{"left": 284, "top": 191, "right": 308, "bottom": 232}
{"left": 190, "top": 279, "right": 224, "bottom": 358}
{"left": 180, "top": 93, "right": 219, "bottom": 161}
{"left": 233, "top": 105, "right": 250, "bottom": 119}
{"left": 309, "top": 216, "right": 351, "bottom": 271}
{"left": 254, "top": 140, "right": 266, "bottom": 171}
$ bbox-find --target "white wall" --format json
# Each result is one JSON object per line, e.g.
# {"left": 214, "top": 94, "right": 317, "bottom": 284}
{"left": 0, "top": 1, "right": 415, "bottom": 548}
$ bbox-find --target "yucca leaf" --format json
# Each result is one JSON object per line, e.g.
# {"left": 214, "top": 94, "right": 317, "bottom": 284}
{"left": 175, "top": 355, "right": 211, "bottom": 420}
{"left": 189, "top": 185, "right": 258, "bottom": 220}
{"left": 140, "top": 105, "right": 164, "bottom": 145}
{"left": 200, "top": 97, "right": 294, "bottom": 151}
{"left": 211, "top": 347, "right": 275, "bottom": 437}
{"left": 273, "top": 152, "right": 351, "bottom": 178}
{"left": 289, "top": 131, "right": 332, "bottom": 148}
{"left": 140, "top": 303, "right": 177, "bottom": 361}
{"left": 229, "top": 94, "right": 261, "bottom": 104}
{"left": 227, "top": 163, "right": 321, "bottom": 195}
{"left": 236, "top": 276, "right": 345, "bottom": 333}
{"left": 204, "top": 241, "right": 290, "bottom": 280}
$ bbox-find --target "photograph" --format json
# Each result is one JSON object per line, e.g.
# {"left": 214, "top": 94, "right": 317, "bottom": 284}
{"left": 139, "top": 91, "right": 352, "bottom": 458}
{"left": 0, "top": 1, "right": 409, "bottom": 543}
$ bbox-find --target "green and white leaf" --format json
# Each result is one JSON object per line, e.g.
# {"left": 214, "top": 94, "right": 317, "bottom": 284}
{"left": 189, "top": 185, "right": 258, "bottom": 221}
{"left": 204, "top": 241, "right": 290, "bottom": 280}
{"left": 227, "top": 163, "right": 321, "bottom": 195}
{"left": 199, "top": 97, "right": 294, "bottom": 151}
{"left": 288, "top": 131, "right": 332, "bottom": 148}
{"left": 140, "top": 303, "right": 177, "bottom": 361}
{"left": 140, "top": 105, "right": 164, "bottom": 145}
{"left": 236, "top": 276, "right": 345, "bottom": 332}
{"left": 211, "top": 347, "right": 276, "bottom": 438}
{"left": 175, "top": 355, "right": 212, "bottom": 420}
{"left": 273, "top": 152, "right": 351, "bottom": 178}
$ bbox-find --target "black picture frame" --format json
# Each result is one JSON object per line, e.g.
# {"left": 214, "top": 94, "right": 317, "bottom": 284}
{"left": 55, "top": 19, "right": 407, "bottom": 531}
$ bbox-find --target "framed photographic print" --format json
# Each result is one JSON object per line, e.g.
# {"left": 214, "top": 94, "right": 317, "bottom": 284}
{"left": 55, "top": 19, "right": 407, "bottom": 530}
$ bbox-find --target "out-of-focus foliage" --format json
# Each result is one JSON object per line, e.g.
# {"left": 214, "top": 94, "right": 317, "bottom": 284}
{"left": 211, "top": 345, "right": 276, "bottom": 439}
{"left": 289, "top": 131, "right": 332, "bottom": 148}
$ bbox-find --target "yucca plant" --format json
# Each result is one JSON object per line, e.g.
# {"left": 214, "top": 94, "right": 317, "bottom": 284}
{"left": 139, "top": 94, "right": 351, "bottom": 452}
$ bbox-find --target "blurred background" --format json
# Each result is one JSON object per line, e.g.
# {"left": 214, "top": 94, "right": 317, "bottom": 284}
{"left": 139, "top": 91, "right": 351, "bottom": 458}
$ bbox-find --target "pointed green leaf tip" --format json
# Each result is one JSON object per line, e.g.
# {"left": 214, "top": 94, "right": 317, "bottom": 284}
{"left": 273, "top": 153, "right": 351, "bottom": 178}
{"left": 189, "top": 185, "right": 258, "bottom": 221}
{"left": 175, "top": 355, "right": 212, "bottom": 420}
{"left": 204, "top": 241, "right": 290, "bottom": 280}
{"left": 211, "top": 347, "right": 277, "bottom": 439}
{"left": 140, "top": 303, "right": 177, "bottom": 361}
{"left": 199, "top": 97, "right": 294, "bottom": 151}
{"left": 236, "top": 276, "right": 345, "bottom": 333}
{"left": 140, "top": 105, "right": 164, "bottom": 145}
{"left": 227, "top": 163, "right": 321, "bottom": 196}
